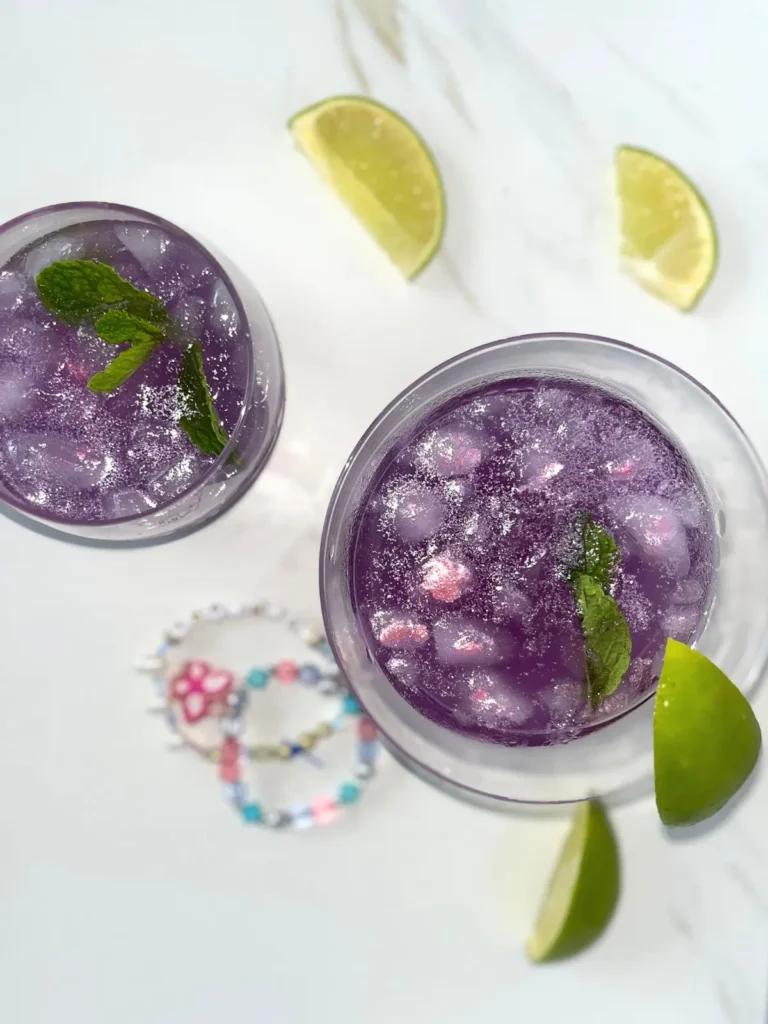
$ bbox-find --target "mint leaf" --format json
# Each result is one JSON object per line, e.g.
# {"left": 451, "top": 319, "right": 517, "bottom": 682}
{"left": 578, "top": 514, "right": 620, "bottom": 593}
{"left": 88, "top": 339, "right": 160, "bottom": 393}
{"left": 95, "top": 309, "right": 166, "bottom": 345}
{"left": 36, "top": 259, "right": 166, "bottom": 326}
{"left": 37, "top": 258, "right": 229, "bottom": 459}
{"left": 177, "top": 341, "right": 229, "bottom": 457}
{"left": 572, "top": 572, "right": 632, "bottom": 708}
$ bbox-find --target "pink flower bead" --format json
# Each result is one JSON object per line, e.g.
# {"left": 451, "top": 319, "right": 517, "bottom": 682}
{"left": 274, "top": 659, "right": 299, "bottom": 684}
{"left": 311, "top": 798, "right": 339, "bottom": 826}
{"left": 170, "top": 661, "right": 235, "bottom": 724}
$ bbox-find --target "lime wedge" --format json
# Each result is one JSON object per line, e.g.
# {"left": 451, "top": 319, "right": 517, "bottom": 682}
{"left": 654, "top": 639, "right": 761, "bottom": 827}
{"left": 526, "top": 799, "right": 619, "bottom": 963}
{"left": 615, "top": 145, "right": 718, "bottom": 311}
{"left": 289, "top": 96, "right": 445, "bottom": 279}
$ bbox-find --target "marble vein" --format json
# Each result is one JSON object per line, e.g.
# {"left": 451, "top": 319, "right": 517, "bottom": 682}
{"left": 584, "top": 20, "right": 709, "bottom": 132}
{"left": 666, "top": 903, "right": 694, "bottom": 941}
{"left": 410, "top": 17, "right": 475, "bottom": 130}
{"left": 335, "top": 0, "right": 371, "bottom": 94}
{"left": 353, "top": 0, "right": 406, "bottom": 66}
{"left": 726, "top": 862, "right": 768, "bottom": 917}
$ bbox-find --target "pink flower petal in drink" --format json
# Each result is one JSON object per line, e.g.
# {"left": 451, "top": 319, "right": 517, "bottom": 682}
{"left": 434, "top": 619, "right": 510, "bottom": 667}
{"left": 373, "top": 612, "right": 430, "bottom": 649}
{"left": 612, "top": 495, "right": 690, "bottom": 577}
{"left": 416, "top": 428, "right": 485, "bottom": 478}
{"left": 419, "top": 553, "right": 473, "bottom": 603}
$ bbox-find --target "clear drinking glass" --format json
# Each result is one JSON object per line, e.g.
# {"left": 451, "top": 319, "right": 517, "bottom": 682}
{"left": 320, "top": 333, "right": 768, "bottom": 807}
{"left": 0, "top": 202, "right": 284, "bottom": 543}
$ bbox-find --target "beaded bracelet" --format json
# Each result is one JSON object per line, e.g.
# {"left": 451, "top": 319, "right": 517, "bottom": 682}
{"left": 218, "top": 685, "right": 380, "bottom": 830}
{"left": 136, "top": 600, "right": 381, "bottom": 830}
{"left": 137, "top": 601, "right": 346, "bottom": 759}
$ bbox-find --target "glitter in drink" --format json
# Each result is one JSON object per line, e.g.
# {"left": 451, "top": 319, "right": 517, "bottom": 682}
{"left": 350, "top": 377, "right": 716, "bottom": 745}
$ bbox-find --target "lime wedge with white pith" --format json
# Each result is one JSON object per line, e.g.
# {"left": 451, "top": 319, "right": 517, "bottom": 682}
{"left": 654, "top": 639, "right": 761, "bottom": 827}
{"left": 526, "top": 799, "right": 619, "bottom": 963}
{"left": 615, "top": 145, "right": 717, "bottom": 311}
{"left": 289, "top": 96, "right": 445, "bottom": 279}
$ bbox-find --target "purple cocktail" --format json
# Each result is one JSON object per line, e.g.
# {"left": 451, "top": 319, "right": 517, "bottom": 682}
{"left": 349, "top": 376, "right": 715, "bottom": 745}
{"left": 0, "top": 203, "right": 284, "bottom": 542}
{"left": 321, "top": 335, "right": 768, "bottom": 806}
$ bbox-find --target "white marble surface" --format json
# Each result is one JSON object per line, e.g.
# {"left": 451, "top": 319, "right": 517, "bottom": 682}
{"left": 2, "top": 1, "right": 768, "bottom": 1021}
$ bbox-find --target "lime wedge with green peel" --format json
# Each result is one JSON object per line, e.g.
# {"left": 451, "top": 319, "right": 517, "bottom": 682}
{"left": 654, "top": 639, "right": 761, "bottom": 827}
{"left": 289, "top": 96, "right": 445, "bottom": 279}
{"left": 527, "top": 799, "right": 619, "bottom": 963}
{"left": 615, "top": 145, "right": 718, "bottom": 311}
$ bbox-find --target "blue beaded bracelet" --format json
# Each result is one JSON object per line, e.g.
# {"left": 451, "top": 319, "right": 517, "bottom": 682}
{"left": 220, "top": 710, "right": 380, "bottom": 830}
{"left": 137, "top": 600, "right": 347, "bottom": 760}
{"left": 136, "top": 600, "right": 381, "bottom": 830}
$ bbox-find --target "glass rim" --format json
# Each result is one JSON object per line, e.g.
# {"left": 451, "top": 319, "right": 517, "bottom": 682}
{"left": 320, "top": 331, "right": 768, "bottom": 805}
{"left": 0, "top": 200, "right": 284, "bottom": 528}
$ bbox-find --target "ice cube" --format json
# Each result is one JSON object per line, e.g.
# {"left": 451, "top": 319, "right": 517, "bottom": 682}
{"left": 0, "top": 364, "right": 37, "bottom": 421}
{"left": 612, "top": 495, "right": 691, "bottom": 577}
{"left": 24, "top": 234, "right": 85, "bottom": 281}
{"left": 603, "top": 435, "right": 655, "bottom": 482}
{"left": 0, "top": 271, "right": 27, "bottom": 312}
{"left": 103, "top": 488, "right": 157, "bottom": 519}
{"left": 519, "top": 452, "right": 564, "bottom": 491}
{"left": 10, "top": 434, "right": 114, "bottom": 490}
{"left": 434, "top": 618, "right": 510, "bottom": 667}
{"left": 147, "top": 453, "right": 200, "bottom": 502}
{"left": 389, "top": 481, "right": 445, "bottom": 543}
{"left": 115, "top": 223, "right": 172, "bottom": 274}
{"left": 593, "top": 687, "right": 631, "bottom": 719}
{"left": 170, "top": 294, "right": 207, "bottom": 337}
{"left": 491, "top": 581, "right": 533, "bottom": 624}
{"left": 415, "top": 427, "right": 485, "bottom": 478}
{"left": 543, "top": 681, "right": 586, "bottom": 722}
{"left": 209, "top": 279, "right": 240, "bottom": 337}
{"left": 459, "top": 509, "right": 493, "bottom": 551}
{"left": 419, "top": 553, "right": 473, "bottom": 603}
{"left": 456, "top": 669, "right": 535, "bottom": 727}
{"left": 443, "top": 477, "right": 472, "bottom": 505}
{"left": 372, "top": 611, "right": 430, "bottom": 649}
{"left": 386, "top": 655, "right": 420, "bottom": 689}
{"left": 615, "top": 574, "right": 654, "bottom": 633}
{"left": 674, "top": 491, "right": 707, "bottom": 528}
{"left": 661, "top": 605, "right": 701, "bottom": 642}
{"left": 671, "top": 579, "right": 704, "bottom": 605}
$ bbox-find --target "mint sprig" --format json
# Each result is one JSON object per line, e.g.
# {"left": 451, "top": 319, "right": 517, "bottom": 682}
{"left": 572, "top": 572, "right": 632, "bottom": 708}
{"left": 36, "top": 259, "right": 228, "bottom": 458}
{"left": 88, "top": 338, "right": 161, "bottom": 393}
{"left": 567, "top": 515, "right": 631, "bottom": 707}
{"left": 37, "top": 259, "right": 168, "bottom": 327}
{"left": 95, "top": 309, "right": 165, "bottom": 345}
{"left": 178, "top": 342, "right": 229, "bottom": 457}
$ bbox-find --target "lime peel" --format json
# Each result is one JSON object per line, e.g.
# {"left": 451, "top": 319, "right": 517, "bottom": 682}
{"left": 654, "top": 638, "right": 761, "bottom": 827}
{"left": 527, "top": 798, "right": 619, "bottom": 963}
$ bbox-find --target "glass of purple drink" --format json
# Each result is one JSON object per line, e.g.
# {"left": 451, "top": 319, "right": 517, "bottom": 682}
{"left": 0, "top": 202, "right": 284, "bottom": 543}
{"left": 320, "top": 333, "right": 768, "bottom": 806}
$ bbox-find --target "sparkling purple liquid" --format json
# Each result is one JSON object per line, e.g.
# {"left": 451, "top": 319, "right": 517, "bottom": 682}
{"left": 350, "top": 377, "right": 716, "bottom": 745}
{"left": 0, "top": 219, "right": 252, "bottom": 523}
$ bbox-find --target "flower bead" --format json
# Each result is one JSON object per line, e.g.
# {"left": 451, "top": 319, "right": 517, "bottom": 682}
{"left": 170, "top": 660, "right": 235, "bottom": 724}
